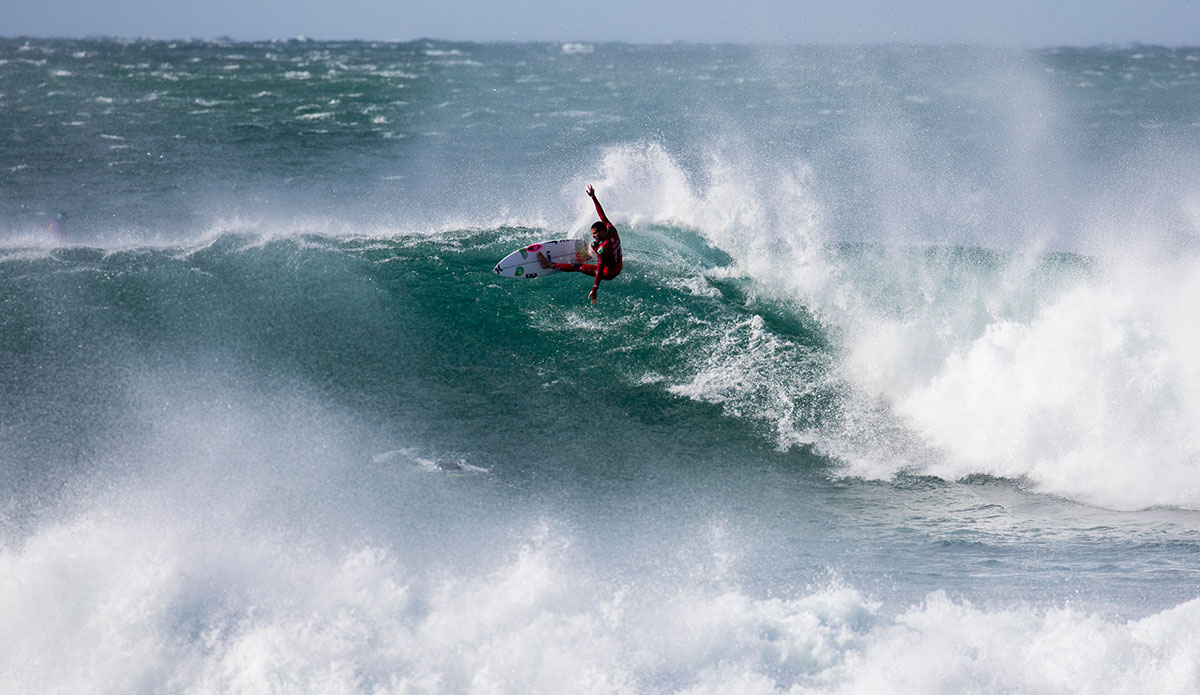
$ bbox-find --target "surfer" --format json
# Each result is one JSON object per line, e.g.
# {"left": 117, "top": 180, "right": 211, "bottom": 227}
{"left": 539, "top": 185, "right": 622, "bottom": 304}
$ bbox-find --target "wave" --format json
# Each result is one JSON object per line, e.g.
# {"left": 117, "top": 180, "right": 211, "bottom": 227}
{"left": 4, "top": 165, "right": 1200, "bottom": 514}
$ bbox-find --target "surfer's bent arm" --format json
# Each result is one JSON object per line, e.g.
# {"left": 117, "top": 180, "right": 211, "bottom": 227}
{"left": 588, "top": 253, "right": 604, "bottom": 303}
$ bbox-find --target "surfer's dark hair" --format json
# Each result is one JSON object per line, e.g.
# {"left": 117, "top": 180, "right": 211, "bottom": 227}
{"left": 590, "top": 221, "right": 606, "bottom": 233}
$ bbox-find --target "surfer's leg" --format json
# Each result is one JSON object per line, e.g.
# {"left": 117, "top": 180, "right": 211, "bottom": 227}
{"left": 538, "top": 251, "right": 598, "bottom": 275}
{"left": 548, "top": 262, "right": 597, "bottom": 274}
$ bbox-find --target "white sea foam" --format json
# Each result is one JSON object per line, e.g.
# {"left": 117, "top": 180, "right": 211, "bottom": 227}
{"left": 3, "top": 515, "right": 1197, "bottom": 694}
{"left": 819, "top": 247, "right": 1200, "bottom": 509}
{"left": 373, "top": 448, "right": 488, "bottom": 474}
{"left": 887, "top": 256, "right": 1200, "bottom": 510}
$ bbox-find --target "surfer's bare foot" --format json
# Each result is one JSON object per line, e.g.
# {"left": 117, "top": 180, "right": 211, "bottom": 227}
{"left": 537, "top": 252, "right": 551, "bottom": 268}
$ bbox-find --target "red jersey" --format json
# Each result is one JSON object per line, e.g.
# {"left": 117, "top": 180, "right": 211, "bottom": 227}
{"left": 592, "top": 228, "right": 622, "bottom": 273}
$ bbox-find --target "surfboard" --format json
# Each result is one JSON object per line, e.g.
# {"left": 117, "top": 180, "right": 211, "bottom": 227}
{"left": 493, "top": 238, "right": 592, "bottom": 279}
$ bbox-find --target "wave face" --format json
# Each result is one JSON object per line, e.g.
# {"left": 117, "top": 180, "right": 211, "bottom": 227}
{"left": 4, "top": 39, "right": 1200, "bottom": 693}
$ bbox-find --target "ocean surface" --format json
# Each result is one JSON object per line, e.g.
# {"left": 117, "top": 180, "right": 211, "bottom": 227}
{"left": 3, "top": 37, "right": 1200, "bottom": 693}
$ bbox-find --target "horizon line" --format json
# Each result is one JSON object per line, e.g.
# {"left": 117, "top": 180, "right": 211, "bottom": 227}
{"left": 3, "top": 34, "right": 1199, "bottom": 51}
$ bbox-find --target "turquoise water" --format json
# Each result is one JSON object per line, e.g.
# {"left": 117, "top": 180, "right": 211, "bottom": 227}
{"left": 3, "top": 38, "right": 1200, "bottom": 693}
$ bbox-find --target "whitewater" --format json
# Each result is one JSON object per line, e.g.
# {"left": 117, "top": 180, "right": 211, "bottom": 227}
{"left": 2, "top": 38, "right": 1200, "bottom": 693}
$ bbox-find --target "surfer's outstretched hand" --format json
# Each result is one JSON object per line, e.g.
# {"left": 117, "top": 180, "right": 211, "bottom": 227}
{"left": 586, "top": 184, "right": 595, "bottom": 197}
{"left": 589, "top": 287, "right": 598, "bottom": 304}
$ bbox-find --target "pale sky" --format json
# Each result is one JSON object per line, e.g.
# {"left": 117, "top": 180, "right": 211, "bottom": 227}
{"left": 3, "top": 0, "right": 1199, "bottom": 46}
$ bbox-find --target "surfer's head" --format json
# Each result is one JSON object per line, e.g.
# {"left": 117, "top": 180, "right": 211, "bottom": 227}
{"left": 590, "top": 221, "right": 607, "bottom": 240}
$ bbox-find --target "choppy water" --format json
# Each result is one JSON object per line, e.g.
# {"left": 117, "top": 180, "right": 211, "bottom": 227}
{"left": 3, "top": 38, "right": 1200, "bottom": 693}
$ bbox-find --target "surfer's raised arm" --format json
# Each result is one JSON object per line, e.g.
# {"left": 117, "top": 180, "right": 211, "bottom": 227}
{"left": 587, "top": 184, "right": 613, "bottom": 230}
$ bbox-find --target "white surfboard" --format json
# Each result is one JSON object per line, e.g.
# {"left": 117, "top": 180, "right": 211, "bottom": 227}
{"left": 493, "top": 238, "right": 592, "bottom": 279}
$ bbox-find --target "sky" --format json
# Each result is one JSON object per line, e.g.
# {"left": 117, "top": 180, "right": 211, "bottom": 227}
{"left": 3, "top": 0, "right": 1199, "bottom": 46}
